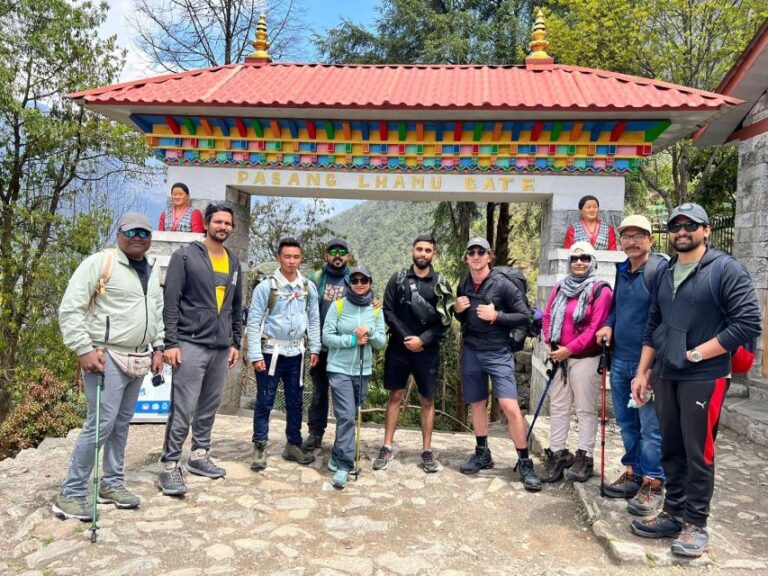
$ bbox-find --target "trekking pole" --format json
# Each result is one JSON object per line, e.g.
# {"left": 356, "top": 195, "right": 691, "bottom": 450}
{"left": 526, "top": 344, "right": 560, "bottom": 444}
{"left": 91, "top": 316, "right": 109, "bottom": 544}
{"left": 598, "top": 336, "right": 608, "bottom": 498}
{"left": 353, "top": 344, "right": 364, "bottom": 480}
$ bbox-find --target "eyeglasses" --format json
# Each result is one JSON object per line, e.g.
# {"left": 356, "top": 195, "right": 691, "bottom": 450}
{"left": 668, "top": 220, "right": 702, "bottom": 233}
{"left": 619, "top": 232, "right": 649, "bottom": 243}
{"left": 466, "top": 248, "right": 487, "bottom": 257}
{"left": 122, "top": 228, "right": 151, "bottom": 239}
{"left": 328, "top": 248, "right": 348, "bottom": 257}
{"left": 569, "top": 254, "right": 592, "bottom": 264}
{"left": 350, "top": 277, "right": 370, "bottom": 285}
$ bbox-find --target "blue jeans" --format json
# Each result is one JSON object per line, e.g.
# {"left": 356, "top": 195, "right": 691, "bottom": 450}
{"left": 329, "top": 372, "right": 369, "bottom": 472}
{"left": 252, "top": 354, "right": 304, "bottom": 446}
{"left": 610, "top": 357, "right": 664, "bottom": 480}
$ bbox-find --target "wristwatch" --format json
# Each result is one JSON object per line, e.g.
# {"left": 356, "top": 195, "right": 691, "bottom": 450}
{"left": 688, "top": 349, "right": 703, "bottom": 363}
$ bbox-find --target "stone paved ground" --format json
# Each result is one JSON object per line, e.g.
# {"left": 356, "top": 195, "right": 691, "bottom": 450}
{"left": 0, "top": 413, "right": 766, "bottom": 575}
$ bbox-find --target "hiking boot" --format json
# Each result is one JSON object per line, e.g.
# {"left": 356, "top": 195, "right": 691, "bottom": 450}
{"left": 157, "top": 463, "right": 187, "bottom": 496}
{"left": 52, "top": 493, "right": 92, "bottom": 521}
{"left": 302, "top": 433, "right": 323, "bottom": 452}
{"left": 627, "top": 477, "right": 664, "bottom": 516}
{"left": 603, "top": 468, "right": 642, "bottom": 499}
{"left": 460, "top": 446, "right": 494, "bottom": 474}
{"left": 565, "top": 449, "right": 593, "bottom": 482}
{"left": 282, "top": 443, "right": 315, "bottom": 465}
{"left": 630, "top": 511, "right": 683, "bottom": 539}
{"left": 97, "top": 485, "right": 140, "bottom": 509}
{"left": 671, "top": 523, "right": 709, "bottom": 557}
{"left": 185, "top": 449, "right": 226, "bottom": 479}
{"left": 421, "top": 450, "right": 439, "bottom": 473}
{"left": 327, "top": 457, "right": 339, "bottom": 472}
{"left": 251, "top": 441, "right": 267, "bottom": 471}
{"left": 372, "top": 445, "right": 395, "bottom": 471}
{"left": 517, "top": 458, "right": 542, "bottom": 492}
{"left": 539, "top": 448, "right": 575, "bottom": 483}
{"left": 331, "top": 469, "right": 349, "bottom": 489}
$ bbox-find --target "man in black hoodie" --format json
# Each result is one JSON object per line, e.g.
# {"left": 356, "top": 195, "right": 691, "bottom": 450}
{"left": 158, "top": 203, "right": 243, "bottom": 496}
{"left": 630, "top": 203, "right": 760, "bottom": 557}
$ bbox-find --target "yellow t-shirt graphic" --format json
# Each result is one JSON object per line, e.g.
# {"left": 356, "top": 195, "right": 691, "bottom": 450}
{"left": 209, "top": 251, "right": 230, "bottom": 312}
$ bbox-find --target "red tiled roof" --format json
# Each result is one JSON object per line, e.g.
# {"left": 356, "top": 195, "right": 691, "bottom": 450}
{"left": 69, "top": 63, "right": 741, "bottom": 112}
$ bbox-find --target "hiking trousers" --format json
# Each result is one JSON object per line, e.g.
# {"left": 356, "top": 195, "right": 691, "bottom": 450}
{"left": 306, "top": 350, "right": 330, "bottom": 437}
{"left": 161, "top": 341, "right": 230, "bottom": 462}
{"left": 328, "top": 372, "right": 369, "bottom": 472}
{"left": 655, "top": 376, "right": 728, "bottom": 528}
{"left": 252, "top": 353, "right": 304, "bottom": 446}
{"left": 548, "top": 355, "right": 600, "bottom": 456}
{"left": 61, "top": 354, "right": 143, "bottom": 498}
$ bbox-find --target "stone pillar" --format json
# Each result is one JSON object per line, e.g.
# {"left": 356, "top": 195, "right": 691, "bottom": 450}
{"left": 733, "top": 94, "right": 768, "bottom": 381}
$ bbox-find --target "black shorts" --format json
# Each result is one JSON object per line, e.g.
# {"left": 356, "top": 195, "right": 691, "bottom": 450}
{"left": 383, "top": 345, "right": 440, "bottom": 399}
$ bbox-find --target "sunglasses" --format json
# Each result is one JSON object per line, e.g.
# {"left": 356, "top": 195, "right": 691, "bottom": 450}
{"left": 569, "top": 254, "right": 592, "bottom": 264}
{"left": 466, "top": 248, "right": 487, "bottom": 257}
{"left": 122, "top": 228, "right": 151, "bottom": 239}
{"left": 350, "top": 277, "right": 370, "bottom": 285}
{"left": 668, "top": 220, "right": 702, "bottom": 233}
{"left": 619, "top": 232, "right": 649, "bottom": 243}
{"left": 328, "top": 248, "right": 348, "bottom": 257}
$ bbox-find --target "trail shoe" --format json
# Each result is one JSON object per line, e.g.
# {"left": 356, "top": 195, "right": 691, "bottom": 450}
{"left": 603, "top": 468, "right": 642, "bottom": 499}
{"left": 372, "top": 445, "right": 395, "bottom": 471}
{"left": 565, "top": 449, "right": 593, "bottom": 482}
{"left": 331, "top": 469, "right": 349, "bottom": 489}
{"left": 186, "top": 449, "right": 226, "bottom": 479}
{"left": 302, "top": 433, "right": 324, "bottom": 452}
{"left": 52, "top": 493, "right": 93, "bottom": 521}
{"left": 282, "top": 443, "right": 316, "bottom": 465}
{"left": 98, "top": 486, "right": 140, "bottom": 509}
{"left": 327, "top": 457, "right": 339, "bottom": 472}
{"left": 158, "top": 463, "right": 187, "bottom": 496}
{"left": 627, "top": 477, "right": 664, "bottom": 516}
{"left": 517, "top": 458, "right": 542, "bottom": 492}
{"left": 251, "top": 441, "right": 267, "bottom": 471}
{"left": 671, "top": 523, "right": 709, "bottom": 557}
{"left": 539, "top": 448, "right": 575, "bottom": 483}
{"left": 460, "top": 446, "right": 494, "bottom": 474}
{"left": 421, "top": 450, "right": 439, "bottom": 473}
{"left": 630, "top": 511, "right": 683, "bottom": 539}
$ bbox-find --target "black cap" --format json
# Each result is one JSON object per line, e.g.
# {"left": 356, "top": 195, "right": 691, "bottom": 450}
{"left": 668, "top": 202, "right": 709, "bottom": 225}
{"left": 326, "top": 237, "right": 349, "bottom": 251}
{"left": 349, "top": 266, "right": 372, "bottom": 280}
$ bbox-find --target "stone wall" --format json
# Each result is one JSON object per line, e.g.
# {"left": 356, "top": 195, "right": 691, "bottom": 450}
{"left": 734, "top": 88, "right": 768, "bottom": 380}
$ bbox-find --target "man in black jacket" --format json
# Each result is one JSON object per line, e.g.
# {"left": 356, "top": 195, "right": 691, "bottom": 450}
{"left": 373, "top": 234, "right": 453, "bottom": 473}
{"left": 158, "top": 203, "right": 243, "bottom": 496}
{"left": 630, "top": 203, "right": 761, "bottom": 557}
{"left": 454, "top": 238, "right": 541, "bottom": 491}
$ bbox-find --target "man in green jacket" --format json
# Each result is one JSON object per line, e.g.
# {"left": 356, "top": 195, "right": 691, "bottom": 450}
{"left": 54, "top": 212, "right": 164, "bottom": 520}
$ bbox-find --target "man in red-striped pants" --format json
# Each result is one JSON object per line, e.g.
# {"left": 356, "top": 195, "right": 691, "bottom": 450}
{"left": 630, "top": 203, "right": 761, "bottom": 558}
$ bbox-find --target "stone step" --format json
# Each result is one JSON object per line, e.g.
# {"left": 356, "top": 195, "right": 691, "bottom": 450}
{"left": 727, "top": 381, "right": 749, "bottom": 398}
{"left": 750, "top": 385, "right": 768, "bottom": 404}
{"left": 720, "top": 397, "right": 768, "bottom": 447}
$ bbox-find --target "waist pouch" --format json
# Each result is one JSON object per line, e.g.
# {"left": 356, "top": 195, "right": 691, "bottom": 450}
{"left": 108, "top": 350, "right": 152, "bottom": 378}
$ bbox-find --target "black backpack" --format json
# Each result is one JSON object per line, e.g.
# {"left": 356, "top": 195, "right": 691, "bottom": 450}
{"left": 484, "top": 266, "right": 543, "bottom": 352}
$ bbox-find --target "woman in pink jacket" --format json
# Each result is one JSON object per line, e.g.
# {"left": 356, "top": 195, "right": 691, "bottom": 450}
{"left": 540, "top": 241, "right": 612, "bottom": 484}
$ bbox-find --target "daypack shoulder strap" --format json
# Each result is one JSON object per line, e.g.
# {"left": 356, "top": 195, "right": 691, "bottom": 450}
{"left": 707, "top": 254, "right": 733, "bottom": 314}
{"left": 88, "top": 249, "right": 116, "bottom": 310}
{"left": 335, "top": 298, "right": 380, "bottom": 318}
{"left": 643, "top": 253, "right": 670, "bottom": 293}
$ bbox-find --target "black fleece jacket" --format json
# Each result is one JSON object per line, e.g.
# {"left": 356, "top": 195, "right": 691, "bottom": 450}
{"left": 455, "top": 268, "right": 529, "bottom": 351}
{"left": 163, "top": 241, "right": 243, "bottom": 350}
{"left": 642, "top": 247, "right": 761, "bottom": 381}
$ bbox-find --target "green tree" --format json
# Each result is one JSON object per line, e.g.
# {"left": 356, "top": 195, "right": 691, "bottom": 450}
{"left": 0, "top": 0, "right": 152, "bottom": 424}
{"left": 543, "top": 0, "right": 768, "bottom": 213}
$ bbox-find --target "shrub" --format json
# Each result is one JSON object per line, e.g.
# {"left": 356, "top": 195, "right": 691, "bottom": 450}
{"left": 0, "top": 369, "right": 85, "bottom": 460}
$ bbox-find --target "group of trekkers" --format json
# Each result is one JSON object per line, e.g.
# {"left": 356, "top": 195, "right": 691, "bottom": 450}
{"left": 52, "top": 196, "right": 761, "bottom": 560}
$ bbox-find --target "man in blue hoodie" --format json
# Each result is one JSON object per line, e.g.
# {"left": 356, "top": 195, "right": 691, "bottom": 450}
{"left": 596, "top": 215, "right": 666, "bottom": 515}
{"left": 630, "top": 203, "right": 761, "bottom": 558}
{"left": 247, "top": 237, "right": 321, "bottom": 470}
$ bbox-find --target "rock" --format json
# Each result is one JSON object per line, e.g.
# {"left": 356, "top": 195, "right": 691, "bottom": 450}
{"left": 722, "top": 559, "right": 768, "bottom": 570}
{"left": 272, "top": 525, "right": 315, "bottom": 539}
{"left": 313, "top": 555, "right": 374, "bottom": 575}
{"left": 205, "top": 543, "right": 234, "bottom": 561}
{"left": 487, "top": 477, "right": 506, "bottom": 493}
{"left": 25, "top": 540, "right": 87, "bottom": 569}
{"left": 274, "top": 497, "right": 317, "bottom": 510}
{"left": 277, "top": 543, "right": 299, "bottom": 558}
{"left": 158, "top": 569, "right": 202, "bottom": 576}
{"left": 259, "top": 479, "right": 294, "bottom": 492}
{"left": 31, "top": 519, "right": 79, "bottom": 541}
{"left": 323, "top": 516, "right": 388, "bottom": 533}
{"left": 135, "top": 520, "right": 185, "bottom": 532}
{"left": 233, "top": 538, "right": 269, "bottom": 552}
{"left": 375, "top": 552, "right": 431, "bottom": 575}
{"left": 301, "top": 468, "right": 323, "bottom": 483}
{"left": 97, "top": 556, "right": 160, "bottom": 576}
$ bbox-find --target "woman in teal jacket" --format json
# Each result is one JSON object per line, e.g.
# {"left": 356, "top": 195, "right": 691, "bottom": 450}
{"left": 322, "top": 266, "right": 387, "bottom": 488}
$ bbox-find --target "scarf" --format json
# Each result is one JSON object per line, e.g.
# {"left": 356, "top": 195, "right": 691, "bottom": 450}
{"left": 346, "top": 290, "right": 373, "bottom": 308}
{"left": 573, "top": 220, "right": 611, "bottom": 250}
{"left": 164, "top": 200, "right": 194, "bottom": 232}
{"left": 548, "top": 257, "right": 599, "bottom": 345}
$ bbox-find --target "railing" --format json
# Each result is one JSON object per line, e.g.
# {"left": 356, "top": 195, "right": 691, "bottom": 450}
{"left": 652, "top": 214, "right": 734, "bottom": 255}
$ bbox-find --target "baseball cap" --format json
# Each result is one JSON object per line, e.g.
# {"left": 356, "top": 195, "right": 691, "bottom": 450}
{"left": 667, "top": 203, "right": 709, "bottom": 225}
{"left": 568, "top": 241, "right": 596, "bottom": 258}
{"left": 117, "top": 212, "right": 152, "bottom": 232}
{"left": 466, "top": 237, "right": 491, "bottom": 251}
{"left": 349, "top": 266, "right": 372, "bottom": 280}
{"left": 618, "top": 215, "right": 653, "bottom": 235}
{"left": 326, "top": 237, "right": 349, "bottom": 251}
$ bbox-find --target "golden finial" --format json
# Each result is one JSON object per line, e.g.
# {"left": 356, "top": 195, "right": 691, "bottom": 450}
{"left": 528, "top": 8, "right": 550, "bottom": 59}
{"left": 247, "top": 13, "right": 271, "bottom": 63}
